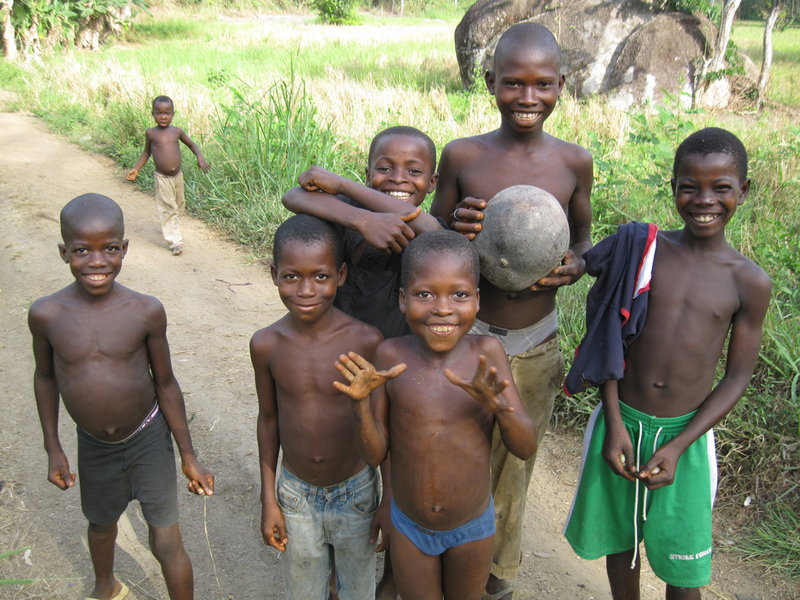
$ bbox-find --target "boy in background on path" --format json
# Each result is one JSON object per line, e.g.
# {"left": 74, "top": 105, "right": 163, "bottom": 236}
{"left": 250, "top": 214, "right": 390, "bottom": 600}
{"left": 430, "top": 22, "right": 593, "bottom": 600}
{"left": 127, "top": 96, "right": 211, "bottom": 256}
{"left": 564, "top": 128, "right": 771, "bottom": 600}
{"left": 29, "top": 193, "right": 214, "bottom": 600}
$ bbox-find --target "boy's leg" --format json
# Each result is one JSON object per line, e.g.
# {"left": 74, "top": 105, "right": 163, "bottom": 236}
{"left": 606, "top": 549, "right": 641, "bottom": 600}
{"left": 148, "top": 522, "right": 193, "bottom": 600}
{"left": 154, "top": 171, "right": 184, "bottom": 250}
{"left": 390, "top": 525, "right": 443, "bottom": 600}
{"left": 376, "top": 547, "right": 398, "bottom": 600}
{"left": 489, "top": 338, "right": 564, "bottom": 596}
{"left": 442, "top": 535, "right": 494, "bottom": 600}
{"left": 87, "top": 519, "right": 123, "bottom": 600}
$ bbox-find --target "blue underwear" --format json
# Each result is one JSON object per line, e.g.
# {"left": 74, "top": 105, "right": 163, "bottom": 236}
{"left": 391, "top": 496, "right": 495, "bottom": 556}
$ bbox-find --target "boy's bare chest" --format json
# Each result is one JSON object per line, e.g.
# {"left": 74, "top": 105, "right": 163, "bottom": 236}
{"left": 49, "top": 310, "right": 146, "bottom": 365}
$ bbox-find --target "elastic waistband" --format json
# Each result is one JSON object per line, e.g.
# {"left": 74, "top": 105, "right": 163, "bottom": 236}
{"left": 471, "top": 310, "right": 558, "bottom": 356}
{"left": 78, "top": 404, "right": 163, "bottom": 445}
{"left": 618, "top": 400, "right": 696, "bottom": 435}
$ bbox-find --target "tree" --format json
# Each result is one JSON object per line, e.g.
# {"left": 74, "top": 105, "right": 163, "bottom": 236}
{"left": 757, "top": 0, "right": 782, "bottom": 104}
{"left": 1, "top": 0, "right": 16, "bottom": 60}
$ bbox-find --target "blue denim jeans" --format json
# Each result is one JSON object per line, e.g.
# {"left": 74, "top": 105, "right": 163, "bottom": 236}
{"left": 277, "top": 464, "right": 379, "bottom": 600}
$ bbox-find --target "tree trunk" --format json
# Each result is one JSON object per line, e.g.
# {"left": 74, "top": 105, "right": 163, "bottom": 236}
{"left": 0, "top": 0, "right": 16, "bottom": 60}
{"left": 757, "top": 0, "right": 781, "bottom": 104}
{"left": 708, "top": 0, "right": 744, "bottom": 73}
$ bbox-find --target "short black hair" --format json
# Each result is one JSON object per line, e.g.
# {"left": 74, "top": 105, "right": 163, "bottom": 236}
{"left": 272, "top": 214, "right": 344, "bottom": 267}
{"left": 152, "top": 95, "right": 174, "bottom": 110}
{"left": 494, "top": 22, "right": 561, "bottom": 72}
{"left": 674, "top": 127, "right": 748, "bottom": 181}
{"left": 60, "top": 194, "right": 125, "bottom": 243}
{"left": 368, "top": 126, "right": 437, "bottom": 173}
{"left": 400, "top": 230, "right": 480, "bottom": 289}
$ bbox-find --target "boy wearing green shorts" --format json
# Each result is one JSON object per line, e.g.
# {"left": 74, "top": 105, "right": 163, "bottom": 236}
{"left": 563, "top": 128, "right": 771, "bottom": 599}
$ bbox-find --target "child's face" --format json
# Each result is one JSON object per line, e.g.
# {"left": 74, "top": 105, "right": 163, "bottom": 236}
{"left": 399, "top": 253, "right": 479, "bottom": 354}
{"left": 486, "top": 47, "right": 564, "bottom": 135}
{"left": 671, "top": 152, "right": 750, "bottom": 240}
{"left": 152, "top": 102, "right": 174, "bottom": 128}
{"left": 366, "top": 135, "right": 437, "bottom": 208}
{"left": 271, "top": 240, "right": 346, "bottom": 326}
{"left": 59, "top": 220, "right": 128, "bottom": 297}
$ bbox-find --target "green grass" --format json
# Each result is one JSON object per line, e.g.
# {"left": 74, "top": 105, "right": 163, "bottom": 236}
{"left": 732, "top": 21, "right": 800, "bottom": 106}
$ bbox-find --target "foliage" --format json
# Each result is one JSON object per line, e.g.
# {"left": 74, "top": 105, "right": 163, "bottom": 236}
{"left": 668, "top": 0, "right": 721, "bottom": 21}
{"left": 314, "top": 0, "right": 360, "bottom": 24}
{"left": 735, "top": 503, "right": 800, "bottom": 580}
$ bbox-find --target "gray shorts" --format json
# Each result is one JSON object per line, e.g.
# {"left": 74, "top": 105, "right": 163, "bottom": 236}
{"left": 77, "top": 413, "right": 179, "bottom": 528}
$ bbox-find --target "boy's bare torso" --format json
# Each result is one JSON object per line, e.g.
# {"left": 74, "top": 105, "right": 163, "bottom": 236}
{"left": 262, "top": 311, "right": 383, "bottom": 487}
{"left": 32, "top": 283, "right": 161, "bottom": 441}
{"left": 436, "top": 131, "right": 591, "bottom": 329}
{"left": 620, "top": 230, "right": 762, "bottom": 417}
{"left": 148, "top": 126, "right": 184, "bottom": 177}
{"left": 379, "top": 334, "right": 497, "bottom": 531}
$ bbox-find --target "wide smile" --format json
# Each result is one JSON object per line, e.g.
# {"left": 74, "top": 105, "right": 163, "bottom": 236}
{"left": 427, "top": 323, "right": 457, "bottom": 336}
{"left": 512, "top": 111, "right": 541, "bottom": 124}
{"left": 384, "top": 190, "right": 413, "bottom": 201}
{"left": 690, "top": 213, "right": 721, "bottom": 224}
{"left": 84, "top": 273, "right": 110, "bottom": 282}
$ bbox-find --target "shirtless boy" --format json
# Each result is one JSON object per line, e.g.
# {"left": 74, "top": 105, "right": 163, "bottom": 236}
{"left": 250, "top": 214, "right": 387, "bottom": 600}
{"left": 28, "top": 193, "right": 214, "bottom": 600}
{"left": 564, "top": 128, "right": 771, "bottom": 599}
{"left": 430, "top": 22, "right": 593, "bottom": 600}
{"left": 127, "top": 95, "right": 211, "bottom": 255}
{"left": 335, "top": 230, "right": 538, "bottom": 600}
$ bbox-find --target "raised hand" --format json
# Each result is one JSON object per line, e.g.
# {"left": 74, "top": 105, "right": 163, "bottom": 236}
{"left": 334, "top": 352, "right": 407, "bottom": 401}
{"left": 444, "top": 355, "right": 513, "bottom": 414}
{"left": 450, "top": 197, "right": 487, "bottom": 240}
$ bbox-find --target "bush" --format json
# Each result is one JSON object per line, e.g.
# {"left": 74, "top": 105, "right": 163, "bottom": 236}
{"left": 314, "top": 0, "right": 360, "bottom": 24}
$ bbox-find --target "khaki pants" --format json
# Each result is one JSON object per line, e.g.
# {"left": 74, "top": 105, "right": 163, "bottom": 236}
{"left": 490, "top": 337, "right": 565, "bottom": 580}
{"left": 154, "top": 170, "right": 185, "bottom": 249}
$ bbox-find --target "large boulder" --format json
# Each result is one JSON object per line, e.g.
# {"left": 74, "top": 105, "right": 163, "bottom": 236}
{"left": 455, "top": 0, "right": 742, "bottom": 107}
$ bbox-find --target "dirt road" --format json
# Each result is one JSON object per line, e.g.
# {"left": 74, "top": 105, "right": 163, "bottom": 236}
{"left": 0, "top": 103, "right": 777, "bottom": 599}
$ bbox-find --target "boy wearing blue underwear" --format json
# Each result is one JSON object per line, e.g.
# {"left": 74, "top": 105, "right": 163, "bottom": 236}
{"left": 564, "top": 128, "right": 771, "bottom": 599}
{"left": 334, "top": 230, "right": 538, "bottom": 600}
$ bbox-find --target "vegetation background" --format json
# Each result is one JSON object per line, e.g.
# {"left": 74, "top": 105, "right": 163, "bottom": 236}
{"left": 0, "top": 0, "right": 798, "bottom": 585}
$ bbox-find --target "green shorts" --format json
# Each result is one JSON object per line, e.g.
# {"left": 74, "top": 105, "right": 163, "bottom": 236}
{"left": 564, "top": 400, "right": 717, "bottom": 588}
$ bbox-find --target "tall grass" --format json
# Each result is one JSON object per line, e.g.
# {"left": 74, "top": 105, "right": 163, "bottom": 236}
{"left": 1, "top": 7, "right": 798, "bottom": 575}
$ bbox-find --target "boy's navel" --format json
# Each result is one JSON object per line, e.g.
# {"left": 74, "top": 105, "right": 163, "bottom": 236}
{"left": 653, "top": 380, "right": 666, "bottom": 388}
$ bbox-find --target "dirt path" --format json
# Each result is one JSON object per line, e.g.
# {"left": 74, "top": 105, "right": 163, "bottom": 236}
{"left": 0, "top": 103, "right": 778, "bottom": 600}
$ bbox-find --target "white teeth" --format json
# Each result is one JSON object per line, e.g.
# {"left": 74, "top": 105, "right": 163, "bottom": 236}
{"left": 693, "top": 214, "right": 718, "bottom": 223}
{"left": 387, "top": 191, "right": 411, "bottom": 199}
{"left": 86, "top": 275, "right": 107, "bottom": 281}
{"left": 513, "top": 112, "right": 537, "bottom": 121}
{"left": 430, "top": 325, "right": 455, "bottom": 333}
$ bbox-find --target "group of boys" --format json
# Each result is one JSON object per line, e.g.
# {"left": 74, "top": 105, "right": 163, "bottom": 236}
{"left": 30, "top": 20, "right": 770, "bottom": 600}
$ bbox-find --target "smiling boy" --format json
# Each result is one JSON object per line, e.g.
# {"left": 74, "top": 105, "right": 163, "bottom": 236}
{"left": 564, "top": 128, "right": 771, "bottom": 600}
{"left": 127, "top": 96, "right": 211, "bottom": 255}
{"left": 334, "top": 230, "right": 538, "bottom": 600}
{"left": 28, "top": 193, "right": 214, "bottom": 600}
{"left": 250, "top": 214, "right": 391, "bottom": 600}
{"left": 430, "top": 23, "right": 593, "bottom": 600}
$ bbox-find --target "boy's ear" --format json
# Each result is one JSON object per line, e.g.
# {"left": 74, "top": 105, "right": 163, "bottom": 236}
{"left": 58, "top": 243, "right": 68, "bottom": 263}
{"left": 427, "top": 172, "right": 439, "bottom": 194}
{"left": 365, "top": 165, "right": 372, "bottom": 187}
{"left": 398, "top": 288, "right": 407, "bottom": 314}
{"left": 670, "top": 177, "right": 677, "bottom": 196}
{"left": 485, "top": 70, "right": 496, "bottom": 94}
{"left": 121, "top": 239, "right": 129, "bottom": 258}
{"left": 270, "top": 262, "right": 279, "bottom": 285}
{"left": 337, "top": 262, "right": 347, "bottom": 287}
{"left": 738, "top": 177, "right": 751, "bottom": 205}
{"left": 557, "top": 73, "right": 565, "bottom": 95}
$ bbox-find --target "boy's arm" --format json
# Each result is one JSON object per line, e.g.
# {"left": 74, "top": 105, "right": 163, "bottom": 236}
{"left": 28, "top": 303, "right": 76, "bottom": 490}
{"left": 444, "top": 341, "right": 538, "bottom": 459}
{"left": 334, "top": 350, "right": 405, "bottom": 467}
{"left": 126, "top": 131, "right": 152, "bottom": 181}
{"left": 640, "top": 268, "right": 771, "bottom": 489}
{"left": 531, "top": 149, "right": 594, "bottom": 290}
{"left": 145, "top": 298, "right": 214, "bottom": 496}
{"left": 250, "top": 330, "right": 287, "bottom": 551}
{"left": 372, "top": 456, "right": 392, "bottom": 551}
{"left": 178, "top": 129, "right": 211, "bottom": 173}
{"left": 599, "top": 380, "right": 638, "bottom": 481}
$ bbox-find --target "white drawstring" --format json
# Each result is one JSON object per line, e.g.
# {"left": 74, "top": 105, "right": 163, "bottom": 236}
{"left": 631, "top": 421, "right": 644, "bottom": 569}
{"left": 642, "top": 426, "right": 663, "bottom": 523}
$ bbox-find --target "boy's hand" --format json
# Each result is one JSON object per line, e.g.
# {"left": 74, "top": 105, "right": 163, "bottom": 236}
{"left": 197, "top": 157, "right": 211, "bottom": 173}
{"left": 360, "top": 209, "right": 420, "bottom": 254}
{"left": 182, "top": 457, "right": 215, "bottom": 496}
{"left": 334, "top": 352, "right": 407, "bottom": 401}
{"left": 126, "top": 169, "right": 139, "bottom": 181}
{"left": 450, "top": 197, "right": 487, "bottom": 240}
{"left": 529, "top": 249, "right": 586, "bottom": 291}
{"left": 47, "top": 451, "right": 76, "bottom": 490}
{"left": 262, "top": 504, "right": 288, "bottom": 551}
{"left": 444, "top": 355, "right": 513, "bottom": 414}
{"left": 298, "top": 166, "right": 344, "bottom": 195}
{"left": 602, "top": 424, "right": 637, "bottom": 481}
{"left": 638, "top": 442, "right": 680, "bottom": 490}
{"left": 371, "top": 497, "right": 391, "bottom": 552}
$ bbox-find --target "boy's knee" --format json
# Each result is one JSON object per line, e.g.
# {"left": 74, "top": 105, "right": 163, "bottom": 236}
{"left": 148, "top": 523, "right": 186, "bottom": 563}
{"left": 88, "top": 520, "right": 118, "bottom": 536}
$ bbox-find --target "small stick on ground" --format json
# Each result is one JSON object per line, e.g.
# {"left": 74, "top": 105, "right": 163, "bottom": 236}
{"left": 215, "top": 279, "right": 251, "bottom": 294}
{"left": 204, "top": 496, "right": 224, "bottom": 597}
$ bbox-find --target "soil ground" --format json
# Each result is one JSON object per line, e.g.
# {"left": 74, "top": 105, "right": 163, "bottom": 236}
{"left": 0, "top": 100, "right": 788, "bottom": 599}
